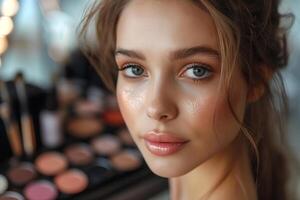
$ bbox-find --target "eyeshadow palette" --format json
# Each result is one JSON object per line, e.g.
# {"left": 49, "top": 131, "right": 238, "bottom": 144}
{"left": 0, "top": 103, "right": 167, "bottom": 200}
{"left": 0, "top": 125, "right": 166, "bottom": 199}
{"left": 0, "top": 131, "right": 166, "bottom": 200}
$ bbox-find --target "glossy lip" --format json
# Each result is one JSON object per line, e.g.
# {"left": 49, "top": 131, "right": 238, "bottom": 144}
{"left": 142, "top": 131, "right": 189, "bottom": 156}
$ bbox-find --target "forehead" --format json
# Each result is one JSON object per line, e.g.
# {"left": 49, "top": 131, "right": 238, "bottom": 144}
{"left": 116, "top": 0, "right": 219, "bottom": 52}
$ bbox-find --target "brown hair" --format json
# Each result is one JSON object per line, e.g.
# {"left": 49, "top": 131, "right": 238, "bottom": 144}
{"left": 79, "top": 0, "right": 296, "bottom": 199}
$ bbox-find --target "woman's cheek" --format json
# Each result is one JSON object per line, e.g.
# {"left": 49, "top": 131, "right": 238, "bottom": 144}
{"left": 213, "top": 89, "right": 247, "bottom": 145}
{"left": 118, "top": 87, "right": 144, "bottom": 113}
{"left": 116, "top": 83, "right": 146, "bottom": 137}
{"left": 184, "top": 89, "right": 244, "bottom": 146}
{"left": 183, "top": 96, "right": 216, "bottom": 137}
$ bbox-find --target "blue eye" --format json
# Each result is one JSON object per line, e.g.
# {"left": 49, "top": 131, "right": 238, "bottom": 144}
{"left": 183, "top": 64, "right": 212, "bottom": 80}
{"left": 119, "top": 64, "right": 145, "bottom": 77}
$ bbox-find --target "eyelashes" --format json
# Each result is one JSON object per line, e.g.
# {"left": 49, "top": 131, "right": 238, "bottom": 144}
{"left": 118, "top": 62, "right": 213, "bottom": 82}
{"left": 181, "top": 63, "right": 213, "bottom": 82}
{"left": 118, "top": 63, "right": 146, "bottom": 77}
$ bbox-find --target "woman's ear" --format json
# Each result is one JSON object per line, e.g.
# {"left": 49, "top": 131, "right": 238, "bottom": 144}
{"left": 247, "top": 65, "right": 273, "bottom": 103}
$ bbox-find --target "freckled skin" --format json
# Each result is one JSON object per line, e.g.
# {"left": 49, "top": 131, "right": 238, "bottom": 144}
{"left": 115, "top": 0, "right": 248, "bottom": 179}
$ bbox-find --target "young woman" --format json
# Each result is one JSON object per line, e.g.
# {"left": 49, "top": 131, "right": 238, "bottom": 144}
{"left": 80, "top": 0, "right": 296, "bottom": 199}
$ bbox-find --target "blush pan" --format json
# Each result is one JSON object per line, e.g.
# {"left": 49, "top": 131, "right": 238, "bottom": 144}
{"left": 0, "top": 175, "right": 8, "bottom": 195}
{"left": 7, "top": 163, "right": 36, "bottom": 186}
{"left": 111, "top": 150, "right": 142, "bottom": 172}
{"left": 74, "top": 100, "right": 102, "bottom": 116}
{"left": 103, "top": 95, "right": 124, "bottom": 127}
{"left": 35, "top": 152, "right": 67, "bottom": 176}
{"left": 91, "top": 135, "right": 121, "bottom": 156}
{"left": 0, "top": 191, "right": 24, "bottom": 200}
{"left": 67, "top": 116, "right": 103, "bottom": 138}
{"left": 24, "top": 180, "right": 57, "bottom": 200}
{"left": 54, "top": 169, "right": 88, "bottom": 195}
{"left": 65, "top": 143, "right": 94, "bottom": 166}
{"left": 102, "top": 110, "right": 125, "bottom": 127}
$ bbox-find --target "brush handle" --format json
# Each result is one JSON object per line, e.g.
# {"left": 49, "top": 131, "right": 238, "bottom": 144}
{"left": 15, "top": 75, "right": 37, "bottom": 157}
{"left": 8, "top": 122, "right": 23, "bottom": 157}
{"left": 0, "top": 81, "right": 23, "bottom": 157}
{"left": 0, "top": 105, "right": 23, "bottom": 157}
{"left": 21, "top": 115, "right": 36, "bottom": 156}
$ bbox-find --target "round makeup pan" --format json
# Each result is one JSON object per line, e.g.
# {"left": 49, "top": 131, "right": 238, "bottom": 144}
{"left": 110, "top": 150, "right": 142, "bottom": 172}
{"left": 54, "top": 169, "right": 88, "bottom": 195}
{"left": 91, "top": 135, "right": 121, "bottom": 156}
{"left": 0, "top": 191, "right": 24, "bottom": 200}
{"left": 24, "top": 180, "right": 58, "bottom": 200}
{"left": 0, "top": 175, "right": 8, "bottom": 195}
{"left": 7, "top": 163, "right": 36, "bottom": 186}
{"left": 74, "top": 100, "right": 102, "bottom": 116}
{"left": 102, "top": 110, "right": 125, "bottom": 127}
{"left": 35, "top": 152, "right": 67, "bottom": 176}
{"left": 66, "top": 116, "right": 103, "bottom": 138}
{"left": 102, "top": 95, "right": 124, "bottom": 127}
{"left": 65, "top": 143, "right": 94, "bottom": 166}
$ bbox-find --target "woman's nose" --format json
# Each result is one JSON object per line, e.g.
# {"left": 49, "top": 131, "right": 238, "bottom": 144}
{"left": 146, "top": 84, "right": 178, "bottom": 122}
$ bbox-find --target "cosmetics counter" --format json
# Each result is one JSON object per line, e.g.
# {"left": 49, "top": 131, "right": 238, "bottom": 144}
{"left": 0, "top": 75, "right": 168, "bottom": 200}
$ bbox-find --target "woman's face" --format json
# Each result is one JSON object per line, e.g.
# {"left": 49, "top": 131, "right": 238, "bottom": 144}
{"left": 115, "top": 0, "right": 248, "bottom": 177}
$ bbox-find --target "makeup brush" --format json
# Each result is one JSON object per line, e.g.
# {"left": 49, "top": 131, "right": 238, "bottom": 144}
{"left": 14, "top": 74, "right": 36, "bottom": 157}
{"left": 0, "top": 81, "right": 22, "bottom": 157}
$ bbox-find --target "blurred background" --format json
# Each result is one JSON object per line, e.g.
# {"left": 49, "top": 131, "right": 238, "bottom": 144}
{"left": 0, "top": 0, "right": 299, "bottom": 199}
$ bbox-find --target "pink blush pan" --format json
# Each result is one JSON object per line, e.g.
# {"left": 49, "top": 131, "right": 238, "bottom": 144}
{"left": 24, "top": 180, "right": 57, "bottom": 200}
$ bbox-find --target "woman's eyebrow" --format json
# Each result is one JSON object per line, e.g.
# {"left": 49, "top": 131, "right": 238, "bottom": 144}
{"left": 114, "top": 45, "right": 220, "bottom": 60}
{"left": 171, "top": 45, "right": 220, "bottom": 60}
{"left": 115, "top": 48, "right": 146, "bottom": 60}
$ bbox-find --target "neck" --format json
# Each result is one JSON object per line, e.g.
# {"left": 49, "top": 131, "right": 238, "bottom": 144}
{"left": 170, "top": 136, "right": 257, "bottom": 200}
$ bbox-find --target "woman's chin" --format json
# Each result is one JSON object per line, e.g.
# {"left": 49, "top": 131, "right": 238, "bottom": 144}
{"left": 143, "top": 157, "right": 191, "bottom": 178}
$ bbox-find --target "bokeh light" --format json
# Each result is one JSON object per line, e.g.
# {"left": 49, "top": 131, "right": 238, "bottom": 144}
{"left": 1, "top": 0, "right": 20, "bottom": 17}
{"left": 0, "top": 16, "right": 14, "bottom": 36}
{"left": 0, "top": 36, "right": 8, "bottom": 55}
